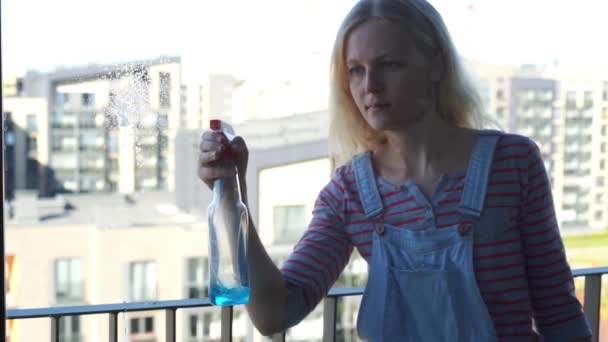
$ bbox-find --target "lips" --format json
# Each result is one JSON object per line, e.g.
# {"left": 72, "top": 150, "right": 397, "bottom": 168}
{"left": 365, "top": 103, "right": 392, "bottom": 111}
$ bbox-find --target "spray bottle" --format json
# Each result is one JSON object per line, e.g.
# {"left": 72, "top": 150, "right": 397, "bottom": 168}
{"left": 207, "top": 119, "right": 250, "bottom": 305}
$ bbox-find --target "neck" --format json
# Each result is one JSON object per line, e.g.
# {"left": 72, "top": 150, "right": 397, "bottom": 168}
{"left": 373, "top": 113, "right": 463, "bottom": 179}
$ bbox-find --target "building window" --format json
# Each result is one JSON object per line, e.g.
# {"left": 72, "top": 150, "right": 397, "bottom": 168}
{"left": 496, "top": 89, "right": 504, "bottom": 100}
{"left": 566, "top": 91, "right": 576, "bottom": 109}
{"left": 54, "top": 258, "right": 83, "bottom": 303}
{"left": 598, "top": 177, "right": 605, "bottom": 187}
{"left": 602, "top": 143, "right": 607, "bottom": 153}
{"left": 58, "top": 315, "right": 81, "bottom": 342}
{"left": 187, "top": 312, "right": 215, "bottom": 341}
{"left": 79, "top": 112, "right": 97, "bottom": 128}
{"left": 81, "top": 93, "right": 94, "bottom": 106}
{"left": 159, "top": 72, "right": 171, "bottom": 108}
{"left": 595, "top": 211, "right": 603, "bottom": 221}
{"left": 27, "top": 136, "right": 38, "bottom": 154}
{"left": 186, "top": 257, "right": 208, "bottom": 298}
{"left": 273, "top": 205, "right": 306, "bottom": 244}
{"left": 130, "top": 316, "right": 155, "bottom": 337}
{"left": 129, "top": 261, "right": 156, "bottom": 301}
{"left": 157, "top": 113, "right": 168, "bottom": 129}
{"left": 26, "top": 114, "right": 37, "bottom": 131}
{"left": 55, "top": 93, "right": 67, "bottom": 106}
{"left": 496, "top": 107, "right": 505, "bottom": 118}
{"left": 16, "top": 78, "right": 24, "bottom": 95}
{"left": 189, "top": 314, "right": 202, "bottom": 340}
{"left": 584, "top": 91, "right": 594, "bottom": 108}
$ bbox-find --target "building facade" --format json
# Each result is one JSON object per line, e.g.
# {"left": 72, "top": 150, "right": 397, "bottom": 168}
{"left": 468, "top": 61, "right": 608, "bottom": 232}
{"left": 16, "top": 57, "right": 182, "bottom": 194}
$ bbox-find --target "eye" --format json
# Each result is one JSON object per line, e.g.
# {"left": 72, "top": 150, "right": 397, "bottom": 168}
{"left": 382, "top": 60, "right": 403, "bottom": 69}
{"left": 348, "top": 65, "right": 364, "bottom": 76}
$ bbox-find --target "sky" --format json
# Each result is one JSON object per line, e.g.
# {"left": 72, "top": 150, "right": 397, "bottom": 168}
{"left": 2, "top": 0, "right": 608, "bottom": 80}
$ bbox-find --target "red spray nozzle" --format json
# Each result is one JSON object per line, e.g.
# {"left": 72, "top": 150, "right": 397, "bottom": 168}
{"left": 209, "top": 119, "right": 234, "bottom": 159}
{"left": 210, "top": 119, "right": 222, "bottom": 130}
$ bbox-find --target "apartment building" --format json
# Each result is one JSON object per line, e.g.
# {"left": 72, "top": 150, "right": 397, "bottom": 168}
{"left": 181, "top": 74, "right": 237, "bottom": 130}
{"left": 16, "top": 57, "right": 181, "bottom": 194}
{"left": 468, "top": 61, "right": 608, "bottom": 232}
{"left": 5, "top": 191, "right": 249, "bottom": 342}
{"left": 554, "top": 79, "right": 608, "bottom": 230}
{"left": 3, "top": 97, "right": 49, "bottom": 194}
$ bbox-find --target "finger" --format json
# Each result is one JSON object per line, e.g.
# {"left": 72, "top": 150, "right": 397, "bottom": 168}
{"left": 198, "top": 151, "right": 221, "bottom": 164}
{"left": 198, "top": 164, "right": 237, "bottom": 181}
{"left": 199, "top": 155, "right": 237, "bottom": 170}
{"left": 199, "top": 139, "right": 225, "bottom": 153}
{"left": 200, "top": 130, "right": 224, "bottom": 142}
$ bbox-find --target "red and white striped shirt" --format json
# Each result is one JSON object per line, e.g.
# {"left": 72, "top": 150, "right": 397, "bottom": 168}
{"left": 281, "top": 133, "right": 590, "bottom": 341}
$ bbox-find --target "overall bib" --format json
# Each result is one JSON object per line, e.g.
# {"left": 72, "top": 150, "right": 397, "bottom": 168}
{"left": 355, "top": 131, "right": 501, "bottom": 342}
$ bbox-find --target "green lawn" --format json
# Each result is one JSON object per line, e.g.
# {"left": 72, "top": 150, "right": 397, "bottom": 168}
{"left": 563, "top": 231, "right": 608, "bottom": 250}
{"left": 562, "top": 231, "right": 608, "bottom": 268}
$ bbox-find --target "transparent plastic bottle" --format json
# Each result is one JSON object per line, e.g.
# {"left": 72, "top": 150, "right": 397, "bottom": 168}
{"left": 207, "top": 119, "right": 250, "bottom": 306}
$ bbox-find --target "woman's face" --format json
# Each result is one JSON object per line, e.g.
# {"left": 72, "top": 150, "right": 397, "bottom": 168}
{"left": 345, "top": 19, "right": 440, "bottom": 131}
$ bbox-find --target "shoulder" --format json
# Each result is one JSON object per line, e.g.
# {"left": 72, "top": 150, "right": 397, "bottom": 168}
{"left": 331, "top": 154, "right": 365, "bottom": 185}
{"left": 491, "top": 131, "right": 542, "bottom": 160}
{"left": 330, "top": 162, "right": 351, "bottom": 186}
{"left": 487, "top": 130, "right": 538, "bottom": 150}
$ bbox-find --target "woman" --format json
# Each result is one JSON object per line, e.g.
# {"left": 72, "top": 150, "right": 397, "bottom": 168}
{"left": 198, "top": 0, "right": 592, "bottom": 340}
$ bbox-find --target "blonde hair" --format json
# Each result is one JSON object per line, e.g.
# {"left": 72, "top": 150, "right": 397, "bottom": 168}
{"left": 328, "top": 0, "right": 485, "bottom": 166}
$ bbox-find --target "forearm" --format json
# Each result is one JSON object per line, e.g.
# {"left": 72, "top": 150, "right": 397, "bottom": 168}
{"left": 241, "top": 180, "right": 289, "bottom": 336}
{"left": 245, "top": 219, "right": 288, "bottom": 335}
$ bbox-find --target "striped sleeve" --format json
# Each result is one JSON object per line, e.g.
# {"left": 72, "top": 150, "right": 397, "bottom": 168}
{"left": 519, "top": 139, "right": 591, "bottom": 341}
{"left": 282, "top": 168, "right": 353, "bottom": 328}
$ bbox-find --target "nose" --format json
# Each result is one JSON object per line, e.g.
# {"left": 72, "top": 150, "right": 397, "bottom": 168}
{"left": 364, "top": 68, "right": 384, "bottom": 94}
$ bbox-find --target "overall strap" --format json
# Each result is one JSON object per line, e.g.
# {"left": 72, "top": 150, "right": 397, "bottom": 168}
{"left": 352, "top": 152, "right": 384, "bottom": 220}
{"left": 458, "top": 130, "right": 502, "bottom": 219}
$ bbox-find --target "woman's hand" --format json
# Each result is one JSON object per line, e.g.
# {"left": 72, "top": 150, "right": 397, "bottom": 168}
{"left": 198, "top": 130, "right": 249, "bottom": 190}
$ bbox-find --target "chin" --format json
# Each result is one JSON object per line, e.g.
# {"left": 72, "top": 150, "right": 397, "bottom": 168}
{"left": 368, "top": 115, "right": 423, "bottom": 132}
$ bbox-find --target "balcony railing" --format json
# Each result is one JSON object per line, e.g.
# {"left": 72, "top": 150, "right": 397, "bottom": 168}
{"left": 7, "top": 267, "right": 608, "bottom": 342}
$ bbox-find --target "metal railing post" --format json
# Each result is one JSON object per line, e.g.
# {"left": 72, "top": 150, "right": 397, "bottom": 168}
{"left": 50, "top": 316, "right": 60, "bottom": 342}
{"left": 108, "top": 312, "right": 118, "bottom": 342}
{"left": 272, "top": 331, "right": 286, "bottom": 342}
{"left": 221, "top": 306, "right": 233, "bottom": 342}
{"left": 583, "top": 275, "right": 601, "bottom": 342}
{"left": 166, "top": 308, "right": 176, "bottom": 342}
{"left": 323, "top": 297, "right": 338, "bottom": 342}
{"left": 0, "top": 13, "right": 7, "bottom": 338}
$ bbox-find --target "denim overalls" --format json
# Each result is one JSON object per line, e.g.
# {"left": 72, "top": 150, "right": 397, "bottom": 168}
{"left": 354, "top": 131, "right": 501, "bottom": 342}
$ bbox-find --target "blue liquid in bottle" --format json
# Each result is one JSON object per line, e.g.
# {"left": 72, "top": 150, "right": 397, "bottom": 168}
{"left": 208, "top": 204, "right": 250, "bottom": 306}
{"left": 209, "top": 283, "right": 250, "bottom": 306}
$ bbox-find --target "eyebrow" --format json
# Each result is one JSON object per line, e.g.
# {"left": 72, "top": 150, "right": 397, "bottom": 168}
{"left": 346, "top": 53, "right": 393, "bottom": 66}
